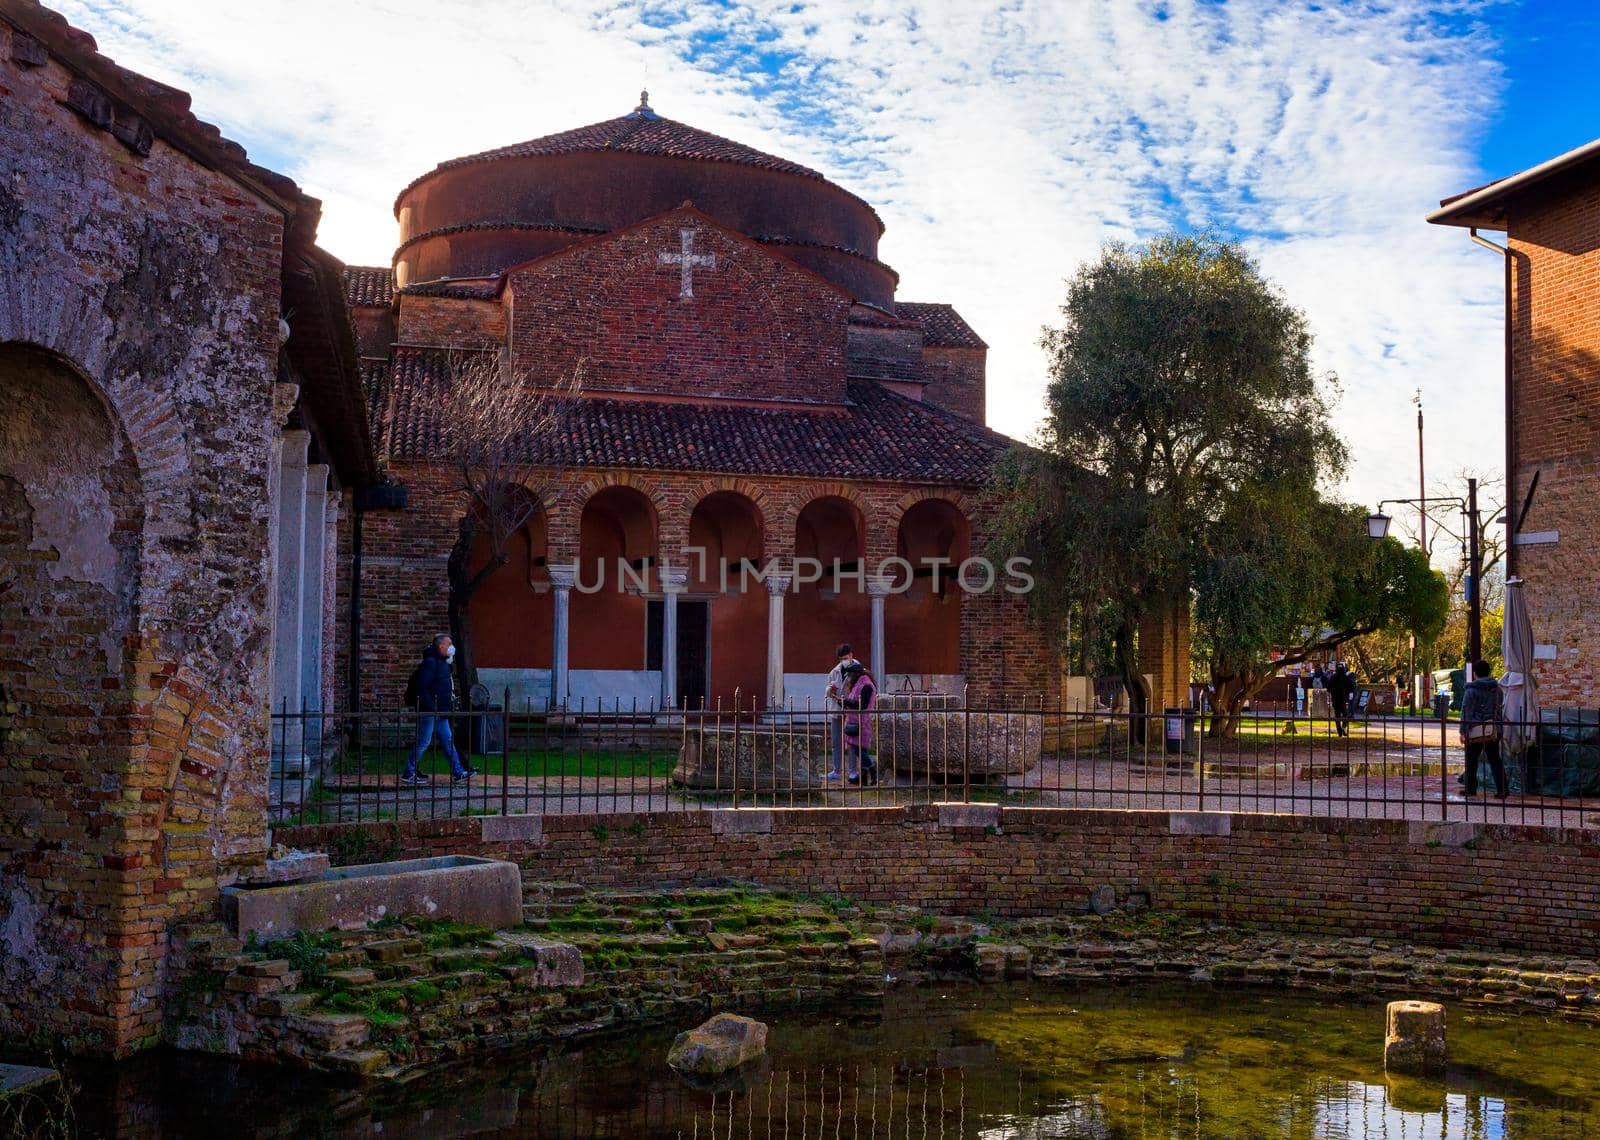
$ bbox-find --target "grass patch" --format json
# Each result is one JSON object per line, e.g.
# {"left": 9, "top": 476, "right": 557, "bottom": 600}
{"left": 336, "top": 747, "right": 678, "bottom": 780}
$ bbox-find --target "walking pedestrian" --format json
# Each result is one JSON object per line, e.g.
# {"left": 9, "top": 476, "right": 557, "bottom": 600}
{"left": 840, "top": 659, "right": 878, "bottom": 786}
{"left": 823, "top": 644, "right": 856, "bottom": 781}
{"left": 1326, "top": 662, "right": 1356, "bottom": 737}
{"left": 401, "top": 634, "right": 476, "bottom": 785}
{"left": 1459, "top": 659, "right": 1508, "bottom": 799}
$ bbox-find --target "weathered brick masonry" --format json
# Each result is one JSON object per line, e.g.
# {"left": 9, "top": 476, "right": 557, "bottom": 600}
{"left": 1432, "top": 144, "right": 1600, "bottom": 706}
{"left": 0, "top": 4, "right": 371, "bottom": 1055}
{"left": 278, "top": 807, "right": 1600, "bottom": 959}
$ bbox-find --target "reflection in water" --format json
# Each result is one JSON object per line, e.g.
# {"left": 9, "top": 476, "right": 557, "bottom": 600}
{"left": 51, "top": 983, "right": 1600, "bottom": 1138}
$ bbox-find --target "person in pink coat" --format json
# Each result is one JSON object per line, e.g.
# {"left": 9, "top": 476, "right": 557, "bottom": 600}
{"left": 840, "top": 660, "right": 878, "bottom": 786}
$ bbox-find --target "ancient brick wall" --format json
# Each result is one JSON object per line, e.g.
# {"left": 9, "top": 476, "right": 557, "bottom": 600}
{"left": 1509, "top": 186, "right": 1600, "bottom": 706}
{"left": 394, "top": 294, "right": 504, "bottom": 348}
{"left": 276, "top": 807, "right": 1600, "bottom": 959}
{"left": 920, "top": 346, "right": 986, "bottom": 423}
{"left": 505, "top": 210, "right": 853, "bottom": 404}
{"left": 0, "top": 26, "right": 284, "bottom": 1054}
{"left": 354, "top": 464, "right": 1054, "bottom": 709}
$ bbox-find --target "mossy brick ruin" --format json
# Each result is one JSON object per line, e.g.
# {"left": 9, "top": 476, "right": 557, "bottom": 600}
{"left": 164, "top": 879, "right": 1600, "bottom": 1080}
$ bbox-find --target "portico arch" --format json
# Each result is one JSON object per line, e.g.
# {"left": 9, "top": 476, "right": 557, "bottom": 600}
{"left": 0, "top": 341, "right": 144, "bottom": 1046}
{"left": 889, "top": 498, "right": 970, "bottom": 680}
{"left": 572, "top": 485, "right": 659, "bottom": 687}
{"left": 688, "top": 490, "right": 765, "bottom": 705}
{"left": 785, "top": 495, "right": 868, "bottom": 688}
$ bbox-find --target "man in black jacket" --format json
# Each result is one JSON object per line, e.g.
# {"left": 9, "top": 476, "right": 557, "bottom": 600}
{"left": 1459, "top": 659, "right": 1507, "bottom": 799}
{"left": 1326, "top": 663, "right": 1356, "bottom": 737}
{"left": 401, "top": 634, "right": 476, "bottom": 785}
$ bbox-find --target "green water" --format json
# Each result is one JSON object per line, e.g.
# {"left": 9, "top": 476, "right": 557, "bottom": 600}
{"left": 53, "top": 982, "right": 1600, "bottom": 1137}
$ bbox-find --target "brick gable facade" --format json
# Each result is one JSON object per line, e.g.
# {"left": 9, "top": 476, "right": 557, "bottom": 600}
{"left": 505, "top": 209, "right": 853, "bottom": 404}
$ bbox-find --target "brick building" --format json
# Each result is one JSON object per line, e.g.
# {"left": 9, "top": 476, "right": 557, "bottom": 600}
{"left": 346, "top": 94, "right": 1115, "bottom": 713}
{"left": 0, "top": 1, "right": 373, "bottom": 1053}
{"left": 1430, "top": 138, "right": 1600, "bottom": 705}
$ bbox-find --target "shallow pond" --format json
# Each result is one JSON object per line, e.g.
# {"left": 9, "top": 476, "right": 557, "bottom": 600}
{"left": 43, "top": 982, "right": 1600, "bottom": 1138}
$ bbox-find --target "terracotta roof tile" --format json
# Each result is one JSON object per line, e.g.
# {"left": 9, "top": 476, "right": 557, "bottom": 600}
{"left": 896, "top": 302, "right": 987, "bottom": 349}
{"left": 344, "top": 265, "right": 394, "bottom": 307}
{"left": 378, "top": 346, "right": 1010, "bottom": 484}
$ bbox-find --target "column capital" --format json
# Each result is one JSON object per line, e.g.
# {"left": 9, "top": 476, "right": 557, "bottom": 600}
{"left": 660, "top": 566, "right": 690, "bottom": 593}
{"left": 305, "top": 462, "right": 330, "bottom": 494}
{"left": 764, "top": 574, "right": 792, "bottom": 596}
{"left": 547, "top": 562, "right": 578, "bottom": 590}
{"left": 866, "top": 574, "right": 896, "bottom": 599}
{"left": 273, "top": 382, "right": 300, "bottom": 428}
{"left": 280, "top": 429, "right": 310, "bottom": 466}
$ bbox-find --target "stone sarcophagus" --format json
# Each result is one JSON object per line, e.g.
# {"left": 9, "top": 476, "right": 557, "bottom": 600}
{"left": 221, "top": 856, "right": 523, "bottom": 942}
{"left": 872, "top": 694, "right": 1042, "bottom": 779}
{"left": 673, "top": 723, "right": 831, "bottom": 791}
{"left": 673, "top": 695, "right": 1044, "bottom": 787}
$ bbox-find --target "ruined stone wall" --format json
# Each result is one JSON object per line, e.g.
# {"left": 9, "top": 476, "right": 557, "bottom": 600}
{"left": 276, "top": 806, "right": 1600, "bottom": 960}
{"left": 0, "top": 27, "right": 284, "bottom": 1054}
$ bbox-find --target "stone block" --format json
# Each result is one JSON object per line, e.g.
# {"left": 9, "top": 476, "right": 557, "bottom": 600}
{"left": 675, "top": 728, "right": 830, "bottom": 790}
{"left": 488, "top": 933, "right": 584, "bottom": 988}
{"left": 1408, "top": 822, "right": 1477, "bottom": 849}
{"left": 1384, "top": 1000, "right": 1446, "bottom": 1076}
{"left": 238, "top": 850, "right": 330, "bottom": 886}
{"left": 712, "top": 810, "right": 774, "bottom": 835}
{"left": 221, "top": 856, "right": 523, "bottom": 941}
{"left": 481, "top": 814, "right": 543, "bottom": 844}
{"left": 937, "top": 803, "right": 999, "bottom": 830}
{"left": 1169, "top": 812, "right": 1232, "bottom": 837}
{"left": 880, "top": 710, "right": 1042, "bottom": 778}
{"left": 666, "top": 1012, "right": 768, "bottom": 1077}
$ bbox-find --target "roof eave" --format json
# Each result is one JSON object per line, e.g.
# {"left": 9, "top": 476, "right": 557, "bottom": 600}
{"left": 1427, "top": 136, "right": 1600, "bottom": 229}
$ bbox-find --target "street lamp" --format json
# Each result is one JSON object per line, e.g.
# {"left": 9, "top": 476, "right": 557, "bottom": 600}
{"left": 1370, "top": 477, "right": 1484, "bottom": 665}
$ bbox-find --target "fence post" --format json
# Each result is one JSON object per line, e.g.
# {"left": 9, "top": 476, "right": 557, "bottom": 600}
{"left": 500, "top": 686, "right": 511, "bottom": 819}
{"left": 1440, "top": 702, "right": 1450, "bottom": 821}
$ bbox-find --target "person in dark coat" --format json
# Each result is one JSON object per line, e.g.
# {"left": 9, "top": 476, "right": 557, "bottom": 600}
{"left": 1326, "top": 662, "right": 1356, "bottom": 737}
{"left": 1459, "top": 659, "right": 1508, "bottom": 798}
{"left": 402, "top": 634, "right": 475, "bottom": 785}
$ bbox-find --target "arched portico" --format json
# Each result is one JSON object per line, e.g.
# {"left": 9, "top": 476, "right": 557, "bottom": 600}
{"left": 887, "top": 498, "right": 970, "bottom": 690}
{"left": 780, "top": 495, "right": 869, "bottom": 708}
{"left": 683, "top": 490, "right": 765, "bottom": 708}
{"left": 466, "top": 490, "right": 554, "bottom": 708}
{"left": 566, "top": 485, "right": 660, "bottom": 710}
{"left": 0, "top": 341, "right": 144, "bottom": 1048}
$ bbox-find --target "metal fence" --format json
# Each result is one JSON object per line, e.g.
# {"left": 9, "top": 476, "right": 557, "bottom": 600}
{"left": 269, "top": 694, "right": 1600, "bottom": 830}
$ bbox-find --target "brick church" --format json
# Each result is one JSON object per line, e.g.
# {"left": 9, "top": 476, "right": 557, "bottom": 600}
{"left": 346, "top": 94, "right": 1079, "bottom": 713}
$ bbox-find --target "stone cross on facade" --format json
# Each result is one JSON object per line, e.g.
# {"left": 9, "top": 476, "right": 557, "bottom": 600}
{"left": 658, "top": 227, "right": 716, "bottom": 299}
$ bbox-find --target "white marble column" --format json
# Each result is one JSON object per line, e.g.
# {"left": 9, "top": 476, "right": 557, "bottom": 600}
{"left": 299, "top": 465, "right": 329, "bottom": 712}
{"left": 765, "top": 574, "right": 792, "bottom": 709}
{"left": 548, "top": 563, "right": 575, "bottom": 710}
{"left": 660, "top": 566, "right": 688, "bottom": 711}
{"left": 867, "top": 574, "right": 893, "bottom": 684}
{"left": 271, "top": 431, "right": 310, "bottom": 719}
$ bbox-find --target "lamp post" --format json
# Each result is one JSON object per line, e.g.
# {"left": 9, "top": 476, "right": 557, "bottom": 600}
{"left": 1367, "top": 476, "right": 1483, "bottom": 668}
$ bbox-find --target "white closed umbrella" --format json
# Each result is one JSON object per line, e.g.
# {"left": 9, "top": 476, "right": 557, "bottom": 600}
{"left": 1501, "top": 577, "right": 1539, "bottom": 755}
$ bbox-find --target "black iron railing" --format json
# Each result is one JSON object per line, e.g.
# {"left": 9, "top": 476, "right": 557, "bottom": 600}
{"left": 269, "top": 695, "right": 1600, "bottom": 830}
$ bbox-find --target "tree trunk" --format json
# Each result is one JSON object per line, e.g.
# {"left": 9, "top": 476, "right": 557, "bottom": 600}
{"left": 446, "top": 519, "right": 478, "bottom": 698}
{"left": 1115, "top": 619, "right": 1151, "bottom": 744}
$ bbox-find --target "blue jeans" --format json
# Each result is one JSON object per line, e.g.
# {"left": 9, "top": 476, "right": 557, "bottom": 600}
{"left": 405, "top": 715, "right": 468, "bottom": 778}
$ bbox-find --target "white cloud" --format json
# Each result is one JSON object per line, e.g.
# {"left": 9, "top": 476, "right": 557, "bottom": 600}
{"left": 58, "top": 0, "right": 1508, "bottom": 519}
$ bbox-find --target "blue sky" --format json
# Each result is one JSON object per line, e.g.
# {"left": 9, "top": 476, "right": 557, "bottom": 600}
{"left": 49, "top": 0, "right": 1597, "bottom": 539}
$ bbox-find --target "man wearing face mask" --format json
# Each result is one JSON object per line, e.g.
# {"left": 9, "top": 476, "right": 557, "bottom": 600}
{"left": 401, "top": 633, "right": 476, "bottom": 785}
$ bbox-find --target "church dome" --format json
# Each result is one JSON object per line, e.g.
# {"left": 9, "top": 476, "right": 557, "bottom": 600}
{"left": 392, "top": 94, "right": 897, "bottom": 306}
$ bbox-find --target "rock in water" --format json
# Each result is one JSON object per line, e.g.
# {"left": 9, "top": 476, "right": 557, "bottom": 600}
{"left": 666, "top": 1013, "right": 769, "bottom": 1076}
{"left": 1384, "top": 1000, "right": 1446, "bottom": 1076}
